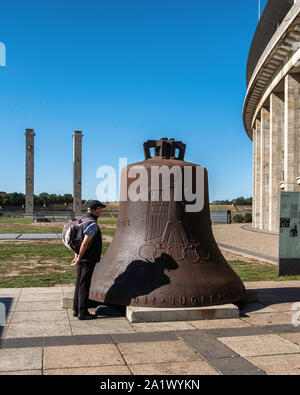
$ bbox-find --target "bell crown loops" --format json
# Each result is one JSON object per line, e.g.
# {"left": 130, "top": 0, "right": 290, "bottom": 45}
{"left": 143, "top": 138, "right": 186, "bottom": 160}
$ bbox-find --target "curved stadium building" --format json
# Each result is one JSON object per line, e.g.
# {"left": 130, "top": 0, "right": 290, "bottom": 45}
{"left": 243, "top": 0, "right": 300, "bottom": 233}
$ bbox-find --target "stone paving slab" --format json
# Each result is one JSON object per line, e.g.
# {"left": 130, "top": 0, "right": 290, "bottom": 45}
{"left": 70, "top": 317, "right": 135, "bottom": 336}
{"left": 206, "top": 326, "right": 274, "bottom": 338}
{"left": 0, "top": 347, "right": 42, "bottom": 372}
{"left": 241, "top": 312, "right": 295, "bottom": 327}
{"left": 131, "top": 321, "right": 195, "bottom": 333}
{"left": 62, "top": 286, "right": 75, "bottom": 293}
{"left": 266, "top": 324, "right": 300, "bottom": 334}
{"left": 0, "top": 288, "right": 21, "bottom": 297}
{"left": 208, "top": 356, "right": 265, "bottom": 376}
{"left": 18, "top": 293, "right": 62, "bottom": 302}
{"left": 43, "top": 366, "right": 131, "bottom": 375}
{"left": 43, "top": 334, "right": 112, "bottom": 347}
{"left": 20, "top": 287, "right": 63, "bottom": 294}
{"left": 117, "top": 340, "right": 200, "bottom": 365}
{"left": 15, "top": 301, "right": 63, "bottom": 311}
{"left": 43, "top": 344, "right": 125, "bottom": 370}
{"left": 10, "top": 310, "right": 68, "bottom": 324}
{"left": 130, "top": 361, "right": 220, "bottom": 375}
{"left": 267, "top": 302, "right": 299, "bottom": 312}
{"left": 0, "top": 337, "right": 44, "bottom": 349}
{"left": 111, "top": 331, "right": 178, "bottom": 344}
{"left": 5, "top": 321, "right": 72, "bottom": 339}
{"left": 279, "top": 332, "right": 300, "bottom": 345}
{"left": 246, "top": 354, "right": 300, "bottom": 375}
{"left": 189, "top": 318, "right": 252, "bottom": 330}
{"left": 218, "top": 334, "right": 300, "bottom": 357}
{"left": 0, "top": 370, "right": 42, "bottom": 375}
{"left": 178, "top": 330, "right": 238, "bottom": 360}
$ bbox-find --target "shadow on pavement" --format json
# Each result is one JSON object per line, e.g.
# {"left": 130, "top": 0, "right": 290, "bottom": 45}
{"left": 94, "top": 304, "right": 126, "bottom": 318}
{"left": 237, "top": 287, "right": 300, "bottom": 315}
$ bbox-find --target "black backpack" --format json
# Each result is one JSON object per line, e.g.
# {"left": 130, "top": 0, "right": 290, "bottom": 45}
{"left": 62, "top": 217, "right": 95, "bottom": 254}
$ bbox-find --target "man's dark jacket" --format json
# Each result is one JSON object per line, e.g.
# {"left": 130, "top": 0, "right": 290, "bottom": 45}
{"left": 80, "top": 213, "right": 102, "bottom": 263}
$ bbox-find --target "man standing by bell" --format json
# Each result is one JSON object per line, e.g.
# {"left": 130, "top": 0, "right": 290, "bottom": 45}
{"left": 71, "top": 200, "right": 106, "bottom": 320}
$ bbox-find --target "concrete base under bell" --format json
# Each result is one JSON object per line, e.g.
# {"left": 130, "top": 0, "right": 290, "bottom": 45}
{"left": 126, "top": 304, "right": 240, "bottom": 323}
{"left": 61, "top": 300, "right": 245, "bottom": 323}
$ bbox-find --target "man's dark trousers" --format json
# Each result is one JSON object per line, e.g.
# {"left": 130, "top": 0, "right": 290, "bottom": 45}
{"left": 73, "top": 260, "right": 96, "bottom": 314}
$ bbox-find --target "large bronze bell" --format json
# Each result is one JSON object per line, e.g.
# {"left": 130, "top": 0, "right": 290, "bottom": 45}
{"left": 89, "top": 138, "right": 245, "bottom": 308}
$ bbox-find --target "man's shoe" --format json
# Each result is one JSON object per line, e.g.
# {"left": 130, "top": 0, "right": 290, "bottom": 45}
{"left": 78, "top": 312, "right": 97, "bottom": 320}
{"left": 72, "top": 311, "right": 78, "bottom": 317}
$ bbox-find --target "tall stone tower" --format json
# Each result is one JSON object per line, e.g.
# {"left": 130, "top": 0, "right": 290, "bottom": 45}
{"left": 25, "top": 129, "right": 35, "bottom": 217}
{"left": 73, "top": 131, "right": 83, "bottom": 217}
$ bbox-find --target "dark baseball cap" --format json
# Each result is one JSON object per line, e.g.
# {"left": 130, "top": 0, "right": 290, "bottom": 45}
{"left": 87, "top": 200, "right": 106, "bottom": 210}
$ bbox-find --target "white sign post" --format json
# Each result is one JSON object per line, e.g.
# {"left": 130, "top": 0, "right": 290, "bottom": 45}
{"left": 279, "top": 192, "right": 300, "bottom": 276}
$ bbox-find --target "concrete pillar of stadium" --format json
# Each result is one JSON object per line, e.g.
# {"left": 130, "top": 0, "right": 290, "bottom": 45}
{"left": 73, "top": 131, "right": 83, "bottom": 218}
{"left": 252, "top": 126, "right": 257, "bottom": 229}
{"left": 284, "top": 74, "right": 300, "bottom": 192}
{"left": 25, "top": 129, "right": 35, "bottom": 218}
{"left": 260, "top": 107, "right": 270, "bottom": 230}
{"left": 269, "top": 92, "right": 284, "bottom": 233}
{"left": 254, "top": 119, "right": 261, "bottom": 229}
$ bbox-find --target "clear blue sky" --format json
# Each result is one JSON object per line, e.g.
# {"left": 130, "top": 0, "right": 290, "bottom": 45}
{"left": 0, "top": 0, "right": 267, "bottom": 202}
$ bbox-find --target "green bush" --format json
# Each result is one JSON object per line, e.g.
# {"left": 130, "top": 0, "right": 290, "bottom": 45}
{"left": 244, "top": 213, "right": 252, "bottom": 223}
{"left": 233, "top": 214, "right": 244, "bottom": 223}
{"left": 233, "top": 213, "right": 252, "bottom": 223}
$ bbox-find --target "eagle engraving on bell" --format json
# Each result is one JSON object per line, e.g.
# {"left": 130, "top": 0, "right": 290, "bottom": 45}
{"left": 89, "top": 138, "right": 246, "bottom": 308}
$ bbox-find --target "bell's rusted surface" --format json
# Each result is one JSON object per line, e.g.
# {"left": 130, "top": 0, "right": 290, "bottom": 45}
{"left": 89, "top": 139, "right": 245, "bottom": 308}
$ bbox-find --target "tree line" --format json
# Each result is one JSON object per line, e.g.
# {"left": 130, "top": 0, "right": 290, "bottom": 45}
{"left": 211, "top": 196, "right": 252, "bottom": 206}
{"left": 0, "top": 192, "right": 252, "bottom": 207}
{"left": 0, "top": 192, "right": 87, "bottom": 207}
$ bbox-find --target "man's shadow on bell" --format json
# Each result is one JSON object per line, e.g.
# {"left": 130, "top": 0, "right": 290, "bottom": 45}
{"left": 104, "top": 253, "right": 179, "bottom": 306}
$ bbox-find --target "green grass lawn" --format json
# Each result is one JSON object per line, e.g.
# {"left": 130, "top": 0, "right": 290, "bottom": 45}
{"left": 0, "top": 240, "right": 299, "bottom": 288}
{"left": 0, "top": 218, "right": 33, "bottom": 224}
{"left": 0, "top": 242, "right": 109, "bottom": 288}
{"left": 0, "top": 218, "right": 64, "bottom": 234}
{"left": 0, "top": 217, "right": 117, "bottom": 234}
{"left": 99, "top": 217, "right": 118, "bottom": 226}
{"left": 101, "top": 228, "right": 116, "bottom": 237}
{"left": 230, "top": 260, "right": 300, "bottom": 282}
